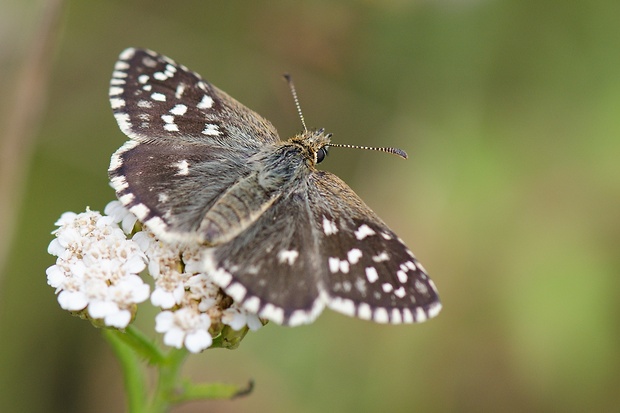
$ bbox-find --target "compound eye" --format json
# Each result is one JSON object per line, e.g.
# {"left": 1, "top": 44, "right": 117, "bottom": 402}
{"left": 316, "top": 147, "right": 328, "bottom": 164}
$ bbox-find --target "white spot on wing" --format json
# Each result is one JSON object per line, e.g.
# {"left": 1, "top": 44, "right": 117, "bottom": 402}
{"left": 141, "top": 56, "right": 157, "bottom": 68}
{"left": 119, "top": 193, "right": 135, "bottom": 205}
{"left": 144, "top": 216, "right": 168, "bottom": 234}
{"left": 397, "top": 270, "right": 408, "bottom": 283}
{"left": 365, "top": 267, "right": 379, "bottom": 283}
{"left": 202, "top": 123, "right": 220, "bottom": 136}
{"left": 114, "top": 113, "right": 132, "bottom": 133}
{"left": 355, "top": 224, "right": 376, "bottom": 240}
{"left": 174, "top": 159, "right": 190, "bottom": 175}
{"left": 109, "top": 86, "right": 123, "bottom": 96}
{"left": 415, "top": 308, "right": 428, "bottom": 323}
{"left": 342, "top": 281, "right": 352, "bottom": 292}
{"left": 157, "top": 193, "right": 169, "bottom": 203}
{"left": 427, "top": 302, "right": 442, "bottom": 319}
{"left": 402, "top": 308, "right": 414, "bottom": 323}
{"left": 197, "top": 94, "right": 214, "bottom": 109}
{"left": 347, "top": 248, "right": 362, "bottom": 264}
{"left": 226, "top": 282, "right": 247, "bottom": 302}
{"left": 372, "top": 251, "right": 389, "bottom": 262}
{"left": 137, "top": 100, "right": 153, "bottom": 108}
{"left": 151, "top": 92, "right": 166, "bottom": 102}
{"left": 131, "top": 203, "right": 150, "bottom": 220}
{"left": 119, "top": 48, "right": 135, "bottom": 60}
{"left": 373, "top": 307, "right": 389, "bottom": 323}
{"left": 415, "top": 280, "right": 429, "bottom": 295}
{"left": 114, "top": 61, "right": 130, "bottom": 70}
{"left": 327, "top": 297, "right": 356, "bottom": 317}
{"left": 357, "top": 303, "right": 372, "bottom": 320}
{"left": 382, "top": 283, "right": 394, "bottom": 293}
{"left": 169, "top": 104, "right": 187, "bottom": 115}
{"left": 394, "top": 286, "right": 406, "bottom": 298}
{"left": 110, "top": 175, "right": 128, "bottom": 191}
{"left": 259, "top": 303, "right": 284, "bottom": 325}
{"left": 204, "top": 260, "right": 233, "bottom": 288}
{"left": 287, "top": 298, "right": 326, "bottom": 326}
{"left": 328, "top": 257, "right": 340, "bottom": 273}
{"left": 391, "top": 309, "right": 403, "bottom": 324}
{"left": 175, "top": 83, "right": 186, "bottom": 99}
{"left": 138, "top": 74, "right": 149, "bottom": 84}
{"left": 355, "top": 278, "right": 366, "bottom": 294}
{"left": 110, "top": 98, "right": 125, "bottom": 109}
{"left": 277, "top": 249, "right": 299, "bottom": 265}
{"left": 322, "top": 217, "right": 338, "bottom": 235}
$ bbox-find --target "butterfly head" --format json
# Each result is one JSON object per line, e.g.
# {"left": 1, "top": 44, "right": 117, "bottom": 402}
{"left": 289, "top": 127, "right": 332, "bottom": 166}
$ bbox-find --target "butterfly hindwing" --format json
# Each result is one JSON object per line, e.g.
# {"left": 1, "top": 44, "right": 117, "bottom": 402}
{"left": 203, "top": 188, "right": 326, "bottom": 326}
{"left": 307, "top": 171, "right": 441, "bottom": 323}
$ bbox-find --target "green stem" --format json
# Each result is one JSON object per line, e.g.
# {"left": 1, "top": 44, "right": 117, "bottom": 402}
{"left": 104, "top": 326, "right": 249, "bottom": 412}
{"left": 102, "top": 329, "right": 148, "bottom": 413}
{"left": 119, "top": 326, "right": 167, "bottom": 365}
{"left": 149, "top": 348, "right": 188, "bottom": 413}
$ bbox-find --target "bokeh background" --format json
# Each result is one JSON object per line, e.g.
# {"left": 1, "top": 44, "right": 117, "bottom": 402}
{"left": 1, "top": 1, "right": 619, "bottom": 412}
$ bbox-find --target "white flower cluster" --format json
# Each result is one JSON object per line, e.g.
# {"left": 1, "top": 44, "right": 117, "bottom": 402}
{"left": 47, "top": 201, "right": 263, "bottom": 353}
{"left": 46, "top": 208, "right": 149, "bottom": 328}
{"left": 133, "top": 229, "right": 262, "bottom": 353}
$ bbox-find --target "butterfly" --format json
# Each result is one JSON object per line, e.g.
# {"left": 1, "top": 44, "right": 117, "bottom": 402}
{"left": 108, "top": 48, "right": 441, "bottom": 326}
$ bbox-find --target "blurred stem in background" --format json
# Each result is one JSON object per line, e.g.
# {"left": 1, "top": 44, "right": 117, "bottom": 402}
{"left": 0, "top": 0, "right": 65, "bottom": 285}
{"left": 103, "top": 326, "right": 253, "bottom": 413}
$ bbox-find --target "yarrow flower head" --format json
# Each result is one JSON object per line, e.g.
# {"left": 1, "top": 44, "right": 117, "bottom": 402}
{"left": 46, "top": 208, "right": 149, "bottom": 328}
{"left": 47, "top": 201, "right": 264, "bottom": 353}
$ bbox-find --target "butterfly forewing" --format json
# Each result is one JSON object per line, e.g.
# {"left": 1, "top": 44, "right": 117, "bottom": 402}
{"left": 109, "top": 48, "right": 279, "bottom": 147}
{"left": 108, "top": 48, "right": 279, "bottom": 242}
{"left": 110, "top": 141, "right": 253, "bottom": 243}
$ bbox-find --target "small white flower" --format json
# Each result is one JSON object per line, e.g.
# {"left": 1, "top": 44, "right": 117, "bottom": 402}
{"left": 155, "top": 309, "right": 213, "bottom": 353}
{"left": 151, "top": 285, "right": 185, "bottom": 309}
{"left": 185, "top": 330, "right": 213, "bottom": 354}
{"left": 222, "top": 305, "right": 264, "bottom": 331}
{"left": 57, "top": 290, "right": 89, "bottom": 311}
{"left": 105, "top": 200, "right": 138, "bottom": 234}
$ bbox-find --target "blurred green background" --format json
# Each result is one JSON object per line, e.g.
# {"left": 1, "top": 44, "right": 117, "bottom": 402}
{"left": 1, "top": 0, "right": 619, "bottom": 412}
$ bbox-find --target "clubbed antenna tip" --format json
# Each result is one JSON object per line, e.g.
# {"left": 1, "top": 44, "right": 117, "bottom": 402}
{"left": 329, "top": 143, "right": 408, "bottom": 160}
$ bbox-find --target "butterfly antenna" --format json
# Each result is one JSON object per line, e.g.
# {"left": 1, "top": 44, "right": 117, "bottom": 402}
{"left": 329, "top": 143, "right": 408, "bottom": 160}
{"left": 284, "top": 74, "right": 406, "bottom": 160}
{"left": 283, "top": 74, "right": 308, "bottom": 132}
